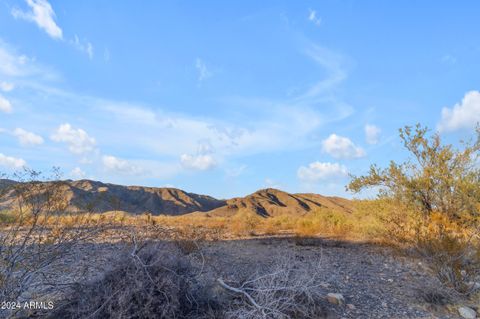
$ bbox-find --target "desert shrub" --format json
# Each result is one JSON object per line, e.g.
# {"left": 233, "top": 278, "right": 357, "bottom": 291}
{"left": 259, "top": 214, "right": 297, "bottom": 234}
{"left": 52, "top": 244, "right": 329, "bottom": 319}
{"left": 294, "top": 218, "right": 318, "bottom": 236}
{"left": 348, "top": 124, "right": 480, "bottom": 293}
{"left": 294, "top": 209, "right": 353, "bottom": 237}
{"left": 50, "top": 241, "right": 214, "bottom": 319}
{"left": 229, "top": 210, "right": 262, "bottom": 236}
{"left": 0, "top": 210, "right": 17, "bottom": 224}
{"left": 415, "top": 212, "right": 480, "bottom": 293}
{"left": 0, "top": 169, "right": 100, "bottom": 318}
{"left": 352, "top": 199, "right": 411, "bottom": 241}
{"left": 218, "top": 255, "right": 327, "bottom": 319}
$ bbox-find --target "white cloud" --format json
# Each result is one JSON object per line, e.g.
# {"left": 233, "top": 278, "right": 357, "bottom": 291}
{"left": 438, "top": 91, "right": 480, "bottom": 132}
{"left": 195, "top": 58, "right": 212, "bottom": 82}
{"left": 321, "top": 134, "right": 365, "bottom": 159}
{"left": 102, "top": 155, "right": 142, "bottom": 175}
{"left": 70, "top": 167, "right": 86, "bottom": 179}
{"left": 297, "top": 162, "right": 347, "bottom": 182}
{"left": 0, "top": 94, "right": 12, "bottom": 113}
{"left": 180, "top": 154, "right": 216, "bottom": 170}
{"left": 13, "top": 128, "right": 44, "bottom": 146}
{"left": 12, "top": 0, "right": 63, "bottom": 39}
{"left": 0, "top": 81, "right": 14, "bottom": 92}
{"left": 0, "top": 153, "right": 26, "bottom": 169}
{"left": 72, "top": 35, "right": 94, "bottom": 59}
{"left": 51, "top": 123, "right": 96, "bottom": 155}
{"left": 365, "top": 124, "right": 381, "bottom": 145}
{"left": 308, "top": 9, "right": 322, "bottom": 26}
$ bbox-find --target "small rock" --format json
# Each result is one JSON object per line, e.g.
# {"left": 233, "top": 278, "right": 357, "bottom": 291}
{"left": 326, "top": 293, "right": 345, "bottom": 305}
{"left": 458, "top": 306, "right": 477, "bottom": 319}
{"left": 468, "top": 282, "right": 480, "bottom": 291}
{"left": 346, "top": 303, "right": 356, "bottom": 310}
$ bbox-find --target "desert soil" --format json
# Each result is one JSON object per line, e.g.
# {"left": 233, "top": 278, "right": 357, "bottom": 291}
{"left": 53, "top": 234, "right": 470, "bottom": 319}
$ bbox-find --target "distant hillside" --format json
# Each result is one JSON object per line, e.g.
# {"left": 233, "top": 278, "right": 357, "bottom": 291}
{"left": 0, "top": 180, "right": 352, "bottom": 216}
{"left": 0, "top": 179, "right": 226, "bottom": 215}
{"left": 205, "top": 188, "right": 353, "bottom": 217}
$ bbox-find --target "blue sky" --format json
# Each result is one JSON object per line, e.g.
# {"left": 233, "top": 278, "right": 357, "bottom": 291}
{"left": 0, "top": 0, "right": 479, "bottom": 199}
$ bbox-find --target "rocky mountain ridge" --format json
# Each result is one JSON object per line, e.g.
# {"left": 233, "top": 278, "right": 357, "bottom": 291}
{"left": 0, "top": 179, "right": 351, "bottom": 216}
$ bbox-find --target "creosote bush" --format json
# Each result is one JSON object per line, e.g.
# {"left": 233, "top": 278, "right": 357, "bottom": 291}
{"left": 348, "top": 124, "right": 480, "bottom": 293}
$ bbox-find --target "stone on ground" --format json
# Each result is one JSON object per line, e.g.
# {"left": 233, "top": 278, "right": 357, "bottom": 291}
{"left": 458, "top": 306, "right": 477, "bottom": 319}
{"left": 326, "top": 293, "right": 345, "bottom": 305}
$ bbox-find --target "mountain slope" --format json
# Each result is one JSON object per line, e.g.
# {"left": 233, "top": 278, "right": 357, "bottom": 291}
{"left": 205, "top": 188, "right": 353, "bottom": 217}
{"left": 0, "top": 179, "right": 226, "bottom": 215}
{"left": 0, "top": 180, "right": 352, "bottom": 216}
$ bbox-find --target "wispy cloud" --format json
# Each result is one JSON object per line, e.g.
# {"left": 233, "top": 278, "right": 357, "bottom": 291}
{"left": 364, "top": 124, "right": 381, "bottom": 145}
{"left": 308, "top": 9, "right": 322, "bottom": 26}
{"left": 440, "top": 54, "right": 457, "bottom": 64}
{"left": 71, "top": 35, "right": 94, "bottom": 59}
{"left": 0, "top": 82, "right": 14, "bottom": 92}
{"left": 298, "top": 44, "right": 349, "bottom": 100}
{"left": 0, "top": 40, "right": 60, "bottom": 80}
{"left": 11, "top": 0, "right": 63, "bottom": 39}
{"left": 103, "top": 48, "right": 110, "bottom": 62}
{"left": 195, "top": 58, "right": 213, "bottom": 82}
{"left": 225, "top": 164, "right": 247, "bottom": 178}
{"left": 0, "top": 94, "right": 12, "bottom": 113}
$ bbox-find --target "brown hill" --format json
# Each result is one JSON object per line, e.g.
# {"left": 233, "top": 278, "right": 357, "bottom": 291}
{"left": 205, "top": 188, "right": 353, "bottom": 217}
{"left": 0, "top": 179, "right": 226, "bottom": 216}
{"left": 0, "top": 180, "right": 352, "bottom": 217}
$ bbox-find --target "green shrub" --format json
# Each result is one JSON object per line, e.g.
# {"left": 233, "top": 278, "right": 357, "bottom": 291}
{"left": 348, "top": 124, "right": 480, "bottom": 293}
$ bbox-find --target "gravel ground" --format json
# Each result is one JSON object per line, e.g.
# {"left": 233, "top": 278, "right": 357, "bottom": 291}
{"left": 199, "top": 237, "right": 466, "bottom": 319}
{"left": 25, "top": 234, "right": 474, "bottom": 319}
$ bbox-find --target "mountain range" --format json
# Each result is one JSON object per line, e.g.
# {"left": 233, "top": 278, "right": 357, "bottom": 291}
{"left": 0, "top": 179, "right": 352, "bottom": 217}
